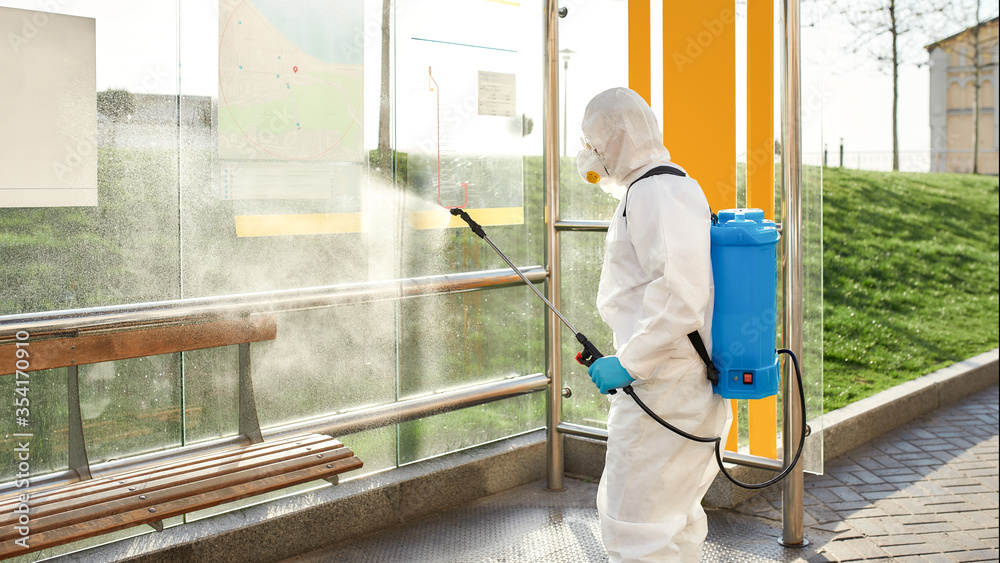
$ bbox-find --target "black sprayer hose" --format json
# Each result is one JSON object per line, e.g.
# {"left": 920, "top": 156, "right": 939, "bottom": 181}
{"left": 623, "top": 348, "right": 807, "bottom": 489}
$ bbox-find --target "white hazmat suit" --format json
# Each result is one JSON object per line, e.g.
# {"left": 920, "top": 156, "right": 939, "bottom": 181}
{"left": 581, "top": 88, "right": 731, "bottom": 562}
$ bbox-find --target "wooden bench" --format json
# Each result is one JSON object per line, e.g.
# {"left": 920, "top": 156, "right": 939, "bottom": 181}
{"left": 0, "top": 316, "right": 363, "bottom": 558}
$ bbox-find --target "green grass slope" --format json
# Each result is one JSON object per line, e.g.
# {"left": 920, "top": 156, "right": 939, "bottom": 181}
{"left": 822, "top": 168, "right": 999, "bottom": 411}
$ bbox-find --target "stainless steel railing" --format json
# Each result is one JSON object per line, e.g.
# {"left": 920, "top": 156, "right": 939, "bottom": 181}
{"left": 0, "top": 373, "right": 548, "bottom": 496}
{"left": 0, "top": 266, "right": 547, "bottom": 340}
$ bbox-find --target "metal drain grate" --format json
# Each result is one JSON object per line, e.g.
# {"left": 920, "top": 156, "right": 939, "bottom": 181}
{"left": 289, "top": 482, "right": 833, "bottom": 563}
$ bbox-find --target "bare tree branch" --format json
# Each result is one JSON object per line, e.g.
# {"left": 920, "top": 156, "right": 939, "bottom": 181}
{"left": 835, "top": 0, "right": 961, "bottom": 170}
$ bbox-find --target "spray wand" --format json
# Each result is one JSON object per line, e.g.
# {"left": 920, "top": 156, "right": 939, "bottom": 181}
{"left": 448, "top": 208, "right": 614, "bottom": 388}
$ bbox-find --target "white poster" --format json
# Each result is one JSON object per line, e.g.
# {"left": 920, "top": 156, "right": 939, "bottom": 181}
{"left": 0, "top": 8, "right": 97, "bottom": 208}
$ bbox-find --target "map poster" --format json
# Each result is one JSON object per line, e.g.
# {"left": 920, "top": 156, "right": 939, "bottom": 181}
{"left": 217, "top": 0, "right": 364, "bottom": 235}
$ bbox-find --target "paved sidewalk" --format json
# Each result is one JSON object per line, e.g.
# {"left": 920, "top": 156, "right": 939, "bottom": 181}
{"left": 287, "top": 384, "right": 999, "bottom": 562}
{"left": 734, "top": 383, "right": 999, "bottom": 562}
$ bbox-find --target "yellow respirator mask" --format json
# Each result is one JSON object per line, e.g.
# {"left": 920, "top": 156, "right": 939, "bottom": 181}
{"left": 576, "top": 139, "right": 625, "bottom": 199}
{"left": 576, "top": 138, "right": 607, "bottom": 184}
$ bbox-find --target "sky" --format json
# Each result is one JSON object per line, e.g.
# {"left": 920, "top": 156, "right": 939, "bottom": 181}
{"left": 2, "top": 0, "right": 993, "bottom": 166}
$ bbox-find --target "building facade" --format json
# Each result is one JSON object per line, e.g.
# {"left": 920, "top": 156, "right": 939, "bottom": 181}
{"left": 927, "top": 18, "right": 999, "bottom": 174}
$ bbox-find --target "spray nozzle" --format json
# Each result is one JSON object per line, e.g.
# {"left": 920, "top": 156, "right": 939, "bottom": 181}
{"left": 450, "top": 207, "right": 486, "bottom": 239}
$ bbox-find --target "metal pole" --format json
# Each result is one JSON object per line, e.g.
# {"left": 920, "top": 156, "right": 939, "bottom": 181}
{"left": 544, "top": 0, "right": 564, "bottom": 492}
{"left": 238, "top": 342, "right": 264, "bottom": 443}
{"left": 563, "top": 58, "right": 568, "bottom": 157}
{"left": 67, "top": 365, "right": 92, "bottom": 481}
{"left": 780, "top": 0, "right": 806, "bottom": 548}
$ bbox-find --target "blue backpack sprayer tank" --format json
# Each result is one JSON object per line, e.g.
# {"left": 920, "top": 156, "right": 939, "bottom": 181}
{"left": 450, "top": 206, "right": 806, "bottom": 489}
{"left": 711, "top": 208, "right": 781, "bottom": 400}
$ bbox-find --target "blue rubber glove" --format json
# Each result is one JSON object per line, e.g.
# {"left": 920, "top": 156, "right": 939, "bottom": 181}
{"left": 587, "top": 356, "right": 635, "bottom": 394}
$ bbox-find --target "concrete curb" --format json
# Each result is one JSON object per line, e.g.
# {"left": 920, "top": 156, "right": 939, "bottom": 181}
{"left": 821, "top": 348, "right": 998, "bottom": 461}
{"left": 704, "top": 347, "right": 999, "bottom": 508}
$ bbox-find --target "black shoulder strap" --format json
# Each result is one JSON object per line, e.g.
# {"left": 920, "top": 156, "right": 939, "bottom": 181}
{"left": 623, "top": 165, "right": 719, "bottom": 385}
{"left": 624, "top": 165, "right": 686, "bottom": 217}
{"left": 687, "top": 331, "right": 719, "bottom": 386}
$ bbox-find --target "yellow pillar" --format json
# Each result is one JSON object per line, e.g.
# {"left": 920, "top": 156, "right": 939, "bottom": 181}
{"left": 661, "top": 1, "right": 737, "bottom": 213}
{"left": 747, "top": 0, "right": 778, "bottom": 460}
{"left": 631, "top": 2, "right": 779, "bottom": 458}
{"left": 661, "top": 0, "right": 738, "bottom": 451}
{"left": 628, "top": 0, "right": 652, "bottom": 105}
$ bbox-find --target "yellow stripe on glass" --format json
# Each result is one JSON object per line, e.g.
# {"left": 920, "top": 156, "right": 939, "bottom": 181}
{"left": 628, "top": 1, "right": 777, "bottom": 458}
{"left": 408, "top": 207, "right": 524, "bottom": 230}
{"left": 658, "top": 0, "right": 738, "bottom": 451}
{"left": 234, "top": 213, "right": 362, "bottom": 237}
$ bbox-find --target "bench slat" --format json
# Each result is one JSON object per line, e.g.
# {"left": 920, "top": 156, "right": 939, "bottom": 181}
{"left": 0, "top": 434, "right": 310, "bottom": 510}
{"left": 0, "top": 315, "right": 277, "bottom": 376}
{"left": 0, "top": 453, "right": 362, "bottom": 558}
{"left": 0, "top": 442, "right": 360, "bottom": 543}
{"left": 0, "top": 435, "right": 340, "bottom": 523}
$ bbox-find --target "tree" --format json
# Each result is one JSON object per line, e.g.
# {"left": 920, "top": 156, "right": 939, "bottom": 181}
{"left": 968, "top": 4, "right": 984, "bottom": 174}
{"left": 376, "top": 0, "right": 392, "bottom": 180}
{"left": 838, "top": 0, "right": 944, "bottom": 171}
{"left": 96, "top": 88, "right": 135, "bottom": 122}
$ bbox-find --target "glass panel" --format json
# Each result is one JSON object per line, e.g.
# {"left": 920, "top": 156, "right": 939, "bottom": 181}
{"left": 395, "top": 0, "right": 544, "bottom": 278}
{"left": 1, "top": 0, "right": 549, "bottom": 527}
{"left": 558, "top": 231, "right": 613, "bottom": 428}
{"left": 553, "top": 0, "right": 629, "bottom": 431}
{"left": 0, "top": 0, "right": 182, "bottom": 314}
{"left": 0, "top": 369, "right": 68, "bottom": 482}
{"left": 1, "top": 0, "right": 186, "bottom": 475}
{"left": 182, "top": 345, "right": 239, "bottom": 443}
{"left": 398, "top": 394, "right": 542, "bottom": 465}
{"left": 175, "top": 0, "right": 548, "bottom": 455}
{"left": 80, "top": 355, "right": 183, "bottom": 462}
{"left": 557, "top": 0, "right": 629, "bottom": 221}
{"left": 398, "top": 286, "right": 544, "bottom": 399}
{"left": 394, "top": 0, "right": 535, "bottom": 229}
{"left": 799, "top": 0, "right": 824, "bottom": 475}
{"left": 255, "top": 305, "right": 398, "bottom": 430}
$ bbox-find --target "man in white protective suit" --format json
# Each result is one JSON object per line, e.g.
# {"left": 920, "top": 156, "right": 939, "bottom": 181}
{"left": 576, "top": 87, "right": 732, "bottom": 562}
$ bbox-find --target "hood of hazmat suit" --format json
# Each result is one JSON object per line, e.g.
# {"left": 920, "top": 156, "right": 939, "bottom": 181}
{"left": 584, "top": 87, "right": 732, "bottom": 563}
